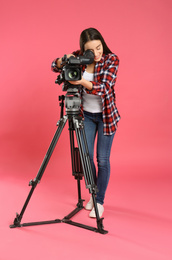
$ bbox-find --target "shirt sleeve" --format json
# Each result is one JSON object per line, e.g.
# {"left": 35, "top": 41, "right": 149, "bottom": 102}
{"left": 88, "top": 54, "right": 119, "bottom": 97}
{"left": 51, "top": 58, "right": 61, "bottom": 73}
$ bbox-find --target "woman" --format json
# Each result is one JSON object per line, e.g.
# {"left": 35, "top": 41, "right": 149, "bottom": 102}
{"left": 51, "top": 28, "right": 120, "bottom": 218}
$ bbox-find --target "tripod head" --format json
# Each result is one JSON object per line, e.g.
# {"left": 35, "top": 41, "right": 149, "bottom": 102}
{"left": 58, "top": 85, "right": 82, "bottom": 117}
{"left": 64, "top": 86, "right": 81, "bottom": 115}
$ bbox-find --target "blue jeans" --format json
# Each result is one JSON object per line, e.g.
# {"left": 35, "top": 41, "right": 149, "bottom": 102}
{"left": 83, "top": 111, "right": 115, "bottom": 205}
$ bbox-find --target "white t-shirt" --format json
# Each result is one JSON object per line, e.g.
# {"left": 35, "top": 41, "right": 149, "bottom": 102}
{"left": 82, "top": 70, "right": 102, "bottom": 113}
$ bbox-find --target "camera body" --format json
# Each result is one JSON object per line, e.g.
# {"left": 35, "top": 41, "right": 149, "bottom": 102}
{"left": 55, "top": 50, "right": 94, "bottom": 86}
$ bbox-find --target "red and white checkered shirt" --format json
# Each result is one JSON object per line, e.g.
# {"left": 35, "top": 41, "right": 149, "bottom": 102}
{"left": 51, "top": 50, "right": 120, "bottom": 135}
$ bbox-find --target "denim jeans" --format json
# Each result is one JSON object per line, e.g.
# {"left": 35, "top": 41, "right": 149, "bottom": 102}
{"left": 83, "top": 111, "right": 115, "bottom": 205}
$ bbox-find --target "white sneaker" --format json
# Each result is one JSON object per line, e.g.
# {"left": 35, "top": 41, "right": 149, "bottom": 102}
{"left": 85, "top": 196, "right": 93, "bottom": 210}
{"left": 89, "top": 203, "right": 104, "bottom": 218}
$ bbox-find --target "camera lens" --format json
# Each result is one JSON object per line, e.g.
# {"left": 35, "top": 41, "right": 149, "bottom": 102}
{"left": 68, "top": 70, "right": 78, "bottom": 80}
{"left": 64, "top": 66, "right": 81, "bottom": 81}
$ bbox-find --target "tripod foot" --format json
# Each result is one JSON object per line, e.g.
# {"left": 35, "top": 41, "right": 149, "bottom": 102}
{"left": 76, "top": 199, "right": 84, "bottom": 208}
{"left": 97, "top": 218, "right": 108, "bottom": 234}
{"left": 9, "top": 213, "right": 21, "bottom": 228}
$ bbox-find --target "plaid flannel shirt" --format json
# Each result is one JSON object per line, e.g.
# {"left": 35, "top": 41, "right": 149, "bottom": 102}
{"left": 51, "top": 50, "right": 120, "bottom": 135}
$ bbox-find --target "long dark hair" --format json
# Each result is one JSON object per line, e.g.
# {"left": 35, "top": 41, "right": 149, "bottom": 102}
{"left": 80, "top": 28, "right": 112, "bottom": 55}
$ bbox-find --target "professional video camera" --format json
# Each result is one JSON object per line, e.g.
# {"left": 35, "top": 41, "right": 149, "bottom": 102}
{"left": 55, "top": 49, "right": 94, "bottom": 88}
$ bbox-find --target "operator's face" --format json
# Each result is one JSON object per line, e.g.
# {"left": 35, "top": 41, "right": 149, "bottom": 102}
{"left": 84, "top": 40, "right": 103, "bottom": 63}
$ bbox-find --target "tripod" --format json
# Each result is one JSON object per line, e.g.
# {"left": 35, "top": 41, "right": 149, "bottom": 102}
{"left": 10, "top": 86, "right": 108, "bottom": 234}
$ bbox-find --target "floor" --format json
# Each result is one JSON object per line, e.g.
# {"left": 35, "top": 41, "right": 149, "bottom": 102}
{"left": 1, "top": 163, "right": 172, "bottom": 260}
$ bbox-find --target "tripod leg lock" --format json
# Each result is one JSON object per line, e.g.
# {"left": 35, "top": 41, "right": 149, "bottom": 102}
{"left": 29, "top": 179, "right": 39, "bottom": 187}
{"left": 87, "top": 185, "right": 98, "bottom": 195}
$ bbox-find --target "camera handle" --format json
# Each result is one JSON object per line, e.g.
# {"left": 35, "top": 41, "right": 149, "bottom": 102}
{"left": 59, "top": 95, "right": 65, "bottom": 118}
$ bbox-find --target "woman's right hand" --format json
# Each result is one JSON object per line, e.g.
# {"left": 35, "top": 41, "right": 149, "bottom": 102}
{"left": 57, "top": 54, "right": 75, "bottom": 68}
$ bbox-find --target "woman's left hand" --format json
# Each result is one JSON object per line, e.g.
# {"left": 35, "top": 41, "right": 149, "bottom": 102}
{"left": 68, "top": 77, "right": 93, "bottom": 90}
{"left": 68, "top": 80, "right": 82, "bottom": 85}
{"left": 68, "top": 76, "right": 83, "bottom": 86}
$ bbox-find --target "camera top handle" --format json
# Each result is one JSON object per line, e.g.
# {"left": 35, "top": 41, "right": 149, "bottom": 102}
{"left": 61, "top": 49, "right": 94, "bottom": 66}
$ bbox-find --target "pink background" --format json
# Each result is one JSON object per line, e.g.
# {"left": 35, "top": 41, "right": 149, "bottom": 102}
{"left": 0, "top": 0, "right": 172, "bottom": 259}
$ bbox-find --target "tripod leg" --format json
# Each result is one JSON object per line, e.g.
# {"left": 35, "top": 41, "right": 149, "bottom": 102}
{"left": 10, "top": 116, "right": 68, "bottom": 228}
{"left": 72, "top": 117, "right": 96, "bottom": 192}
{"left": 68, "top": 121, "right": 84, "bottom": 208}
{"left": 72, "top": 116, "right": 108, "bottom": 234}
